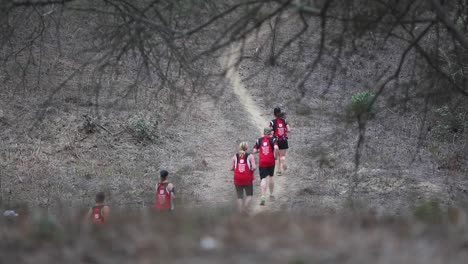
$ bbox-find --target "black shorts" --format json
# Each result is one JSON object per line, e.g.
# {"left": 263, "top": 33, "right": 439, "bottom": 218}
{"left": 259, "top": 166, "right": 275, "bottom": 179}
{"left": 235, "top": 184, "right": 253, "bottom": 199}
{"left": 277, "top": 139, "right": 289, "bottom": 150}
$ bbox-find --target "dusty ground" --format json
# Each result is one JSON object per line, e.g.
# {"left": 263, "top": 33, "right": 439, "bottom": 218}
{"left": 2, "top": 7, "right": 468, "bottom": 264}
{"left": 228, "top": 13, "right": 468, "bottom": 215}
{"left": 1, "top": 11, "right": 468, "bottom": 215}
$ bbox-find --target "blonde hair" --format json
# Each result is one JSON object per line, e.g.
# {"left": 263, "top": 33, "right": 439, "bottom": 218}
{"left": 238, "top": 142, "right": 248, "bottom": 157}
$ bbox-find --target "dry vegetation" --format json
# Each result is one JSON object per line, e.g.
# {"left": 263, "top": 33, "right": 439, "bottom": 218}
{"left": 2, "top": 210, "right": 468, "bottom": 264}
{"left": 234, "top": 6, "right": 468, "bottom": 214}
{"left": 1, "top": 0, "right": 468, "bottom": 262}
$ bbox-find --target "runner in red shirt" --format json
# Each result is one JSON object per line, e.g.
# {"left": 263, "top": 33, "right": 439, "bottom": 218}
{"left": 270, "top": 107, "right": 291, "bottom": 176}
{"left": 86, "top": 192, "right": 110, "bottom": 224}
{"left": 253, "top": 127, "right": 279, "bottom": 205}
{"left": 154, "top": 170, "right": 176, "bottom": 212}
{"left": 230, "top": 142, "right": 256, "bottom": 214}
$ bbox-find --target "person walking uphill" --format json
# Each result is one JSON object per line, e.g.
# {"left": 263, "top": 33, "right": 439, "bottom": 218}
{"left": 154, "top": 170, "right": 176, "bottom": 211}
{"left": 86, "top": 192, "right": 110, "bottom": 224}
{"left": 270, "top": 107, "right": 291, "bottom": 176}
{"left": 253, "top": 127, "right": 279, "bottom": 206}
{"left": 230, "top": 142, "right": 256, "bottom": 214}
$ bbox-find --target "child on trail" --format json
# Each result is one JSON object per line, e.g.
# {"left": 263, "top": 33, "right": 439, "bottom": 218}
{"left": 230, "top": 142, "right": 256, "bottom": 214}
{"left": 270, "top": 107, "right": 291, "bottom": 176}
{"left": 86, "top": 192, "right": 110, "bottom": 224}
{"left": 253, "top": 127, "right": 279, "bottom": 205}
{"left": 154, "top": 170, "right": 176, "bottom": 211}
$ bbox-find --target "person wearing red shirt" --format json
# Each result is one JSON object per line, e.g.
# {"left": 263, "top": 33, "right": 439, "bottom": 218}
{"left": 86, "top": 192, "right": 110, "bottom": 224}
{"left": 270, "top": 107, "right": 291, "bottom": 175}
{"left": 154, "top": 170, "right": 176, "bottom": 211}
{"left": 253, "top": 127, "right": 279, "bottom": 205}
{"left": 230, "top": 142, "right": 257, "bottom": 214}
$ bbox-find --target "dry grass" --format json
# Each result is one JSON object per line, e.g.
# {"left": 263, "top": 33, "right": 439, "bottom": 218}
{"left": 1, "top": 209, "right": 468, "bottom": 264}
{"left": 2, "top": 6, "right": 468, "bottom": 263}
{"left": 235, "top": 12, "right": 468, "bottom": 214}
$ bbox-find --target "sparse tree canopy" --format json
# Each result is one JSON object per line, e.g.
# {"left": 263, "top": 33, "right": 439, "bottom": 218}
{"left": 2, "top": 0, "right": 467, "bottom": 94}
{"left": 2, "top": 0, "right": 468, "bottom": 167}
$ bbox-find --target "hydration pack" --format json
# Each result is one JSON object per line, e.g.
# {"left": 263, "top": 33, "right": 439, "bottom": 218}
{"left": 260, "top": 137, "right": 275, "bottom": 156}
{"left": 257, "top": 137, "right": 276, "bottom": 167}
{"left": 91, "top": 205, "right": 104, "bottom": 224}
{"left": 271, "top": 118, "right": 287, "bottom": 138}
{"left": 234, "top": 153, "right": 252, "bottom": 172}
{"left": 155, "top": 182, "right": 171, "bottom": 210}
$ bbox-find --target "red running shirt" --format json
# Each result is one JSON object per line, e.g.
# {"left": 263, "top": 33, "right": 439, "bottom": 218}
{"left": 155, "top": 182, "right": 171, "bottom": 210}
{"left": 254, "top": 136, "right": 277, "bottom": 167}
{"left": 270, "top": 118, "right": 288, "bottom": 138}
{"left": 233, "top": 153, "right": 254, "bottom": 185}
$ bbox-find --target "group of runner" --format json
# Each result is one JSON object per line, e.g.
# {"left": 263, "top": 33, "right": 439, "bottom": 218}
{"left": 230, "top": 107, "right": 290, "bottom": 214}
{"left": 86, "top": 170, "right": 175, "bottom": 224}
{"left": 86, "top": 107, "right": 289, "bottom": 223}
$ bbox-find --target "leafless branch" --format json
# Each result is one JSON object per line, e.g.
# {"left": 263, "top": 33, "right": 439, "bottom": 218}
{"left": 354, "top": 21, "right": 435, "bottom": 171}
{"left": 431, "top": 0, "right": 468, "bottom": 50}
{"left": 12, "top": 0, "right": 76, "bottom": 7}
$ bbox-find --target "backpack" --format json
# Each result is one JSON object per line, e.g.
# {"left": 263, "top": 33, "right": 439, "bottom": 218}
{"left": 271, "top": 118, "right": 287, "bottom": 138}
{"left": 233, "top": 153, "right": 254, "bottom": 185}
{"left": 91, "top": 205, "right": 104, "bottom": 224}
{"left": 155, "top": 182, "right": 171, "bottom": 210}
{"left": 257, "top": 137, "right": 276, "bottom": 166}
{"left": 234, "top": 153, "right": 252, "bottom": 172}
{"left": 258, "top": 137, "right": 275, "bottom": 155}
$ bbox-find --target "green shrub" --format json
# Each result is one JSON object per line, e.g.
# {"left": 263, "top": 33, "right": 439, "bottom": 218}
{"left": 132, "top": 118, "right": 158, "bottom": 143}
{"left": 289, "top": 258, "right": 306, "bottom": 264}
{"left": 31, "top": 213, "right": 62, "bottom": 241}
{"left": 350, "top": 91, "right": 375, "bottom": 117}
{"left": 413, "top": 199, "right": 444, "bottom": 224}
{"left": 135, "top": 119, "right": 151, "bottom": 138}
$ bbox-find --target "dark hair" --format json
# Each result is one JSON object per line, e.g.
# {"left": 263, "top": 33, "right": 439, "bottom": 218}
{"left": 95, "top": 192, "right": 105, "bottom": 203}
{"left": 274, "top": 107, "right": 285, "bottom": 118}
{"left": 160, "top": 170, "right": 169, "bottom": 178}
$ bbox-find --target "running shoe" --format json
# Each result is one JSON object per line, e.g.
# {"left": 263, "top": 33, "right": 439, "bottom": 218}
{"left": 260, "top": 196, "right": 266, "bottom": 206}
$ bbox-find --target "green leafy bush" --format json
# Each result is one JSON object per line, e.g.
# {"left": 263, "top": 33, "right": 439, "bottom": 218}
{"left": 413, "top": 199, "right": 444, "bottom": 224}
{"left": 132, "top": 118, "right": 158, "bottom": 143}
{"left": 348, "top": 91, "right": 375, "bottom": 118}
{"left": 32, "top": 213, "right": 61, "bottom": 241}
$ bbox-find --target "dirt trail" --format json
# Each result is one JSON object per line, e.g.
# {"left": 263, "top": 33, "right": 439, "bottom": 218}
{"left": 220, "top": 45, "right": 287, "bottom": 213}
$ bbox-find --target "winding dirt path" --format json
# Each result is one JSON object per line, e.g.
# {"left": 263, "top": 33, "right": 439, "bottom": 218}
{"left": 220, "top": 45, "right": 287, "bottom": 213}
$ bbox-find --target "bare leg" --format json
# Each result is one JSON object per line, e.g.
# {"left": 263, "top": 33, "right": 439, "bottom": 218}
{"left": 244, "top": 195, "right": 252, "bottom": 213}
{"left": 268, "top": 176, "right": 274, "bottom": 195}
{"left": 260, "top": 178, "right": 267, "bottom": 197}
{"left": 281, "top": 157, "right": 287, "bottom": 171}
{"left": 260, "top": 178, "right": 267, "bottom": 205}
{"left": 279, "top": 149, "right": 287, "bottom": 171}
{"left": 237, "top": 199, "right": 243, "bottom": 213}
{"left": 276, "top": 158, "right": 282, "bottom": 175}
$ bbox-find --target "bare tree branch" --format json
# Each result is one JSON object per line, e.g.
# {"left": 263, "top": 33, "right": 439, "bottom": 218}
{"left": 431, "top": 0, "right": 468, "bottom": 50}
{"left": 354, "top": 21, "right": 435, "bottom": 170}
{"left": 12, "top": 0, "right": 76, "bottom": 6}
{"left": 295, "top": 0, "right": 334, "bottom": 95}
